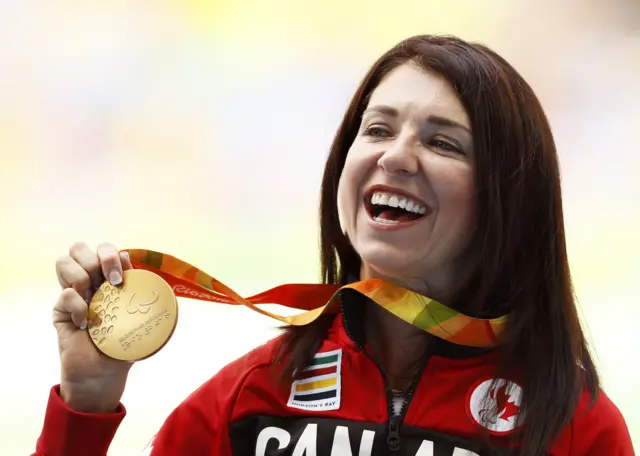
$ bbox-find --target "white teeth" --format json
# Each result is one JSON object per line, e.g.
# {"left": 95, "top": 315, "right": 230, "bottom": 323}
{"left": 373, "top": 216, "right": 400, "bottom": 224}
{"left": 369, "top": 191, "right": 427, "bottom": 215}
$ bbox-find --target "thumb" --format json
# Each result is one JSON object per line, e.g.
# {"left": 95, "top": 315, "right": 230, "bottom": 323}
{"left": 54, "top": 288, "right": 89, "bottom": 330}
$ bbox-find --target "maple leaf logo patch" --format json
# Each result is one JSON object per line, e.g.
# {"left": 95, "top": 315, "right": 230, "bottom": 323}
{"left": 466, "top": 378, "right": 524, "bottom": 435}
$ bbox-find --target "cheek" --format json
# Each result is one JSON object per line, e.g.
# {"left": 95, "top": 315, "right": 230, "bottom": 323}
{"left": 336, "top": 155, "right": 360, "bottom": 235}
{"left": 435, "top": 169, "right": 477, "bottom": 229}
{"left": 337, "top": 146, "right": 376, "bottom": 234}
{"left": 459, "top": 177, "right": 477, "bottom": 224}
{"left": 457, "top": 195, "right": 477, "bottom": 236}
{"left": 336, "top": 179, "right": 349, "bottom": 235}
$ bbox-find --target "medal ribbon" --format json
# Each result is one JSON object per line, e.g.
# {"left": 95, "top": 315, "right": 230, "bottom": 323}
{"left": 122, "top": 249, "right": 508, "bottom": 348}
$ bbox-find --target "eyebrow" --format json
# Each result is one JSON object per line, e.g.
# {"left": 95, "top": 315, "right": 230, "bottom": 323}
{"left": 363, "top": 104, "right": 471, "bottom": 134}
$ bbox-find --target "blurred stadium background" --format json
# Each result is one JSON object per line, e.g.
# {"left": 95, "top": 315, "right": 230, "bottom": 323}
{"left": 0, "top": 0, "right": 637, "bottom": 454}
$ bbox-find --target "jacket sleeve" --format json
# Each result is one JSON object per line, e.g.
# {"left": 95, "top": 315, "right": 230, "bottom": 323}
{"left": 141, "top": 383, "right": 231, "bottom": 456}
{"left": 143, "top": 347, "right": 273, "bottom": 456}
{"left": 143, "top": 339, "right": 280, "bottom": 455}
{"left": 31, "top": 381, "right": 233, "bottom": 456}
{"left": 33, "top": 340, "right": 277, "bottom": 456}
{"left": 572, "top": 390, "right": 635, "bottom": 456}
{"left": 32, "top": 385, "right": 126, "bottom": 456}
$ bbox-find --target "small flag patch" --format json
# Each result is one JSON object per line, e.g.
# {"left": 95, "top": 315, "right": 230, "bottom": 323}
{"left": 287, "top": 348, "right": 342, "bottom": 411}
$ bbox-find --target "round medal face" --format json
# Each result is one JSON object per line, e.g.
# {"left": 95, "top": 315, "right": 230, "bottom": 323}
{"left": 87, "top": 269, "right": 178, "bottom": 361}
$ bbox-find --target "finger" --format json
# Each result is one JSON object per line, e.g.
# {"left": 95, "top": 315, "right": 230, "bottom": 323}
{"left": 120, "top": 251, "right": 133, "bottom": 271}
{"left": 69, "top": 241, "right": 103, "bottom": 291}
{"left": 55, "top": 255, "right": 92, "bottom": 299}
{"left": 54, "top": 288, "right": 89, "bottom": 329}
{"left": 97, "top": 242, "right": 123, "bottom": 286}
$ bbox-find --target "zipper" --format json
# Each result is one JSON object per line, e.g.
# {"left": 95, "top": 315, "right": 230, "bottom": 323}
{"left": 383, "top": 360, "right": 425, "bottom": 452}
{"left": 341, "top": 302, "right": 428, "bottom": 453}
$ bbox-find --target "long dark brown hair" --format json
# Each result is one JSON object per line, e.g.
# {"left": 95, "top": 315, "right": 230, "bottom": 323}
{"left": 275, "top": 35, "right": 598, "bottom": 456}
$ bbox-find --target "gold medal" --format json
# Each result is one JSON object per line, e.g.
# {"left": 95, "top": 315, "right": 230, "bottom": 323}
{"left": 87, "top": 269, "right": 178, "bottom": 361}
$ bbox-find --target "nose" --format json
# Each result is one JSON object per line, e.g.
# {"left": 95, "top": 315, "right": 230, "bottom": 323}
{"left": 377, "top": 137, "right": 419, "bottom": 176}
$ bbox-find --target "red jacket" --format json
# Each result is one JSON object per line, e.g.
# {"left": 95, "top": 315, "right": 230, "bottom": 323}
{"left": 33, "top": 313, "right": 633, "bottom": 456}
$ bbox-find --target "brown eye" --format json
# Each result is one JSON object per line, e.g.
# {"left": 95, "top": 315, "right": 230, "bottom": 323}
{"left": 364, "top": 126, "right": 390, "bottom": 138}
{"left": 431, "top": 138, "right": 463, "bottom": 154}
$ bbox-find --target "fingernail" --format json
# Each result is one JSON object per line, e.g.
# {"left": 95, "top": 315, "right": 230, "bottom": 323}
{"left": 80, "top": 320, "right": 87, "bottom": 330}
{"left": 109, "top": 270, "right": 122, "bottom": 285}
{"left": 123, "top": 252, "right": 130, "bottom": 260}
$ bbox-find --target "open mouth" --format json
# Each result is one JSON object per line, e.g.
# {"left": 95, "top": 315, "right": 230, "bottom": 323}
{"left": 364, "top": 190, "right": 430, "bottom": 225}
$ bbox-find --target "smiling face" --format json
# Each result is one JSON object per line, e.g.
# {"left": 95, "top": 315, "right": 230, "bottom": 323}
{"left": 337, "top": 62, "right": 477, "bottom": 296}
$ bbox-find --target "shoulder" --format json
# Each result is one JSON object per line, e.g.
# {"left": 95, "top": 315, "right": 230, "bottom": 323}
{"left": 186, "top": 334, "right": 285, "bottom": 405}
{"left": 573, "top": 388, "right": 632, "bottom": 437}
{"left": 177, "top": 317, "right": 349, "bottom": 418}
{"left": 141, "top": 335, "right": 289, "bottom": 454}
{"left": 562, "top": 387, "right": 634, "bottom": 455}
{"left": 148, "top": 336, "right": 283, "bottom": 433}
{"left": 573, "top": 388, "right": 627, "bottom": 426}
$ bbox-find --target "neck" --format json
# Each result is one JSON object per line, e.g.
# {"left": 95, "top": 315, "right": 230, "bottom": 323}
{"left": 359, "top": 262, "right": 460, "bottom": 303}
{"left": 358, "top": 263, "right": 465, "bottom": 391}
{"left": 364, "top": 303, "right": 428, "bottom": 390}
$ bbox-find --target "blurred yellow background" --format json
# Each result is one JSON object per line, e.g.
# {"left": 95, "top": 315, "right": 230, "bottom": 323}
{"left": 0, "top": 1, "right": 638, "bottom": 454}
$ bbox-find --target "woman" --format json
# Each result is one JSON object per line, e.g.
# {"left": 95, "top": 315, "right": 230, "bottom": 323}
{"left": 33, "top": 35, "right": 633, "bottom": 456}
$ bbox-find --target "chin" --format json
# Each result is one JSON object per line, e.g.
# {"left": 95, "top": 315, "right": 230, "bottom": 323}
{"left": 357, "top": 244, "right": 417, "bottom": 278}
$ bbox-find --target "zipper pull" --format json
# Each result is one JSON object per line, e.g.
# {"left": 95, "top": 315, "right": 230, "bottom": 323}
{"left": 386, "top": 415, "right": 401, "bottom": 452}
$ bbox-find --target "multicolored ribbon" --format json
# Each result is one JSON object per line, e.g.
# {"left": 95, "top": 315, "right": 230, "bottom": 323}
{"left": 122, "top": 249, "right": 508, "bottom": 348}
